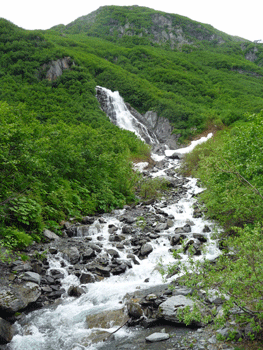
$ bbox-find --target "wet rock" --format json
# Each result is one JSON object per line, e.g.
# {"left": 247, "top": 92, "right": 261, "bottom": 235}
{"left": 111, "top": 264, "right": 127, "bottom": 275}
{"left": 155, "top": 223, "right": 168, "bottom": 232}
{"left": 193, "top": 233, "right": 207, "bottom": 242}
{"left": 0, "top": 317, "right": 13, "bottom": 344}
{"left": 106, "top": 248, "right": 120, "bottom": 258}
{"left": 80, "top": 272, "right": 96, "bottom": 284}
{"left": 86, "top": 308, "right": 128, "bottom": 329}
{"left": 203, "top": 225, "right": 211, "bottom": 233}
{"left": 62, "top": 246, "right": 80, "bottom": 264}
{"left": 140, "top": 243, "right": 153, "bottom": 256}
{"left": 76, "top": 225, "right": 90, "bottom": 236}
{"left": 49, "top": 247, "right": 58, "bottom": 254}
{"left": 68, "top": 285, "right": 85, "bottom": 297}
{"left": 82, "top": 216, "right": 95, "bottom": 225}
{"left": 127, "top": 301, "right": 144, "bottom": 319}
{"left": 109, "top": 234, "right": 125, "bottom": 242}
{"left": 145, "top": 332, "right": 170, "bottom": 342}
{"left": 82, "top": 248, "right": 96, "bottom": 261}
{"left": 126, "top": 254, "right": 140, "bottom": 265}
{"left": 95, "top": 265, "right": 111, "bottom": 277}
{"left": 88, "top": 243, "right": 102, "bottom": 253}
{"left": 122, "top": 225, "right": 133, "bottom": 234}
{"left": 108, "top": 224, "right": 118, "bottom": 234}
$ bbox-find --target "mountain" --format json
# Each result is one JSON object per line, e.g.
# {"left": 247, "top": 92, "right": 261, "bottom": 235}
{"left": 0, "top": 5, "right": 263, "bottom": 245}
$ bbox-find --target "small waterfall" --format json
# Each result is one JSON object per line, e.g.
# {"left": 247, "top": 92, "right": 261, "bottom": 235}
{"left": 96, "top": 86, "right": 159, "bottom": 144}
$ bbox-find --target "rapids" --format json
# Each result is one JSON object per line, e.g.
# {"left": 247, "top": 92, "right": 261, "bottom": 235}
{"left": 5, "top": 88, "right": 220, "bottom": 350}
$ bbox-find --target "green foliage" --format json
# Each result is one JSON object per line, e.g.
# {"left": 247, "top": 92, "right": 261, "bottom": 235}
{"left": 136, "top": 177, "right": 169, "bottom": 201}
{"left": 183, "top": 111, "right": 263, "bottom": 229}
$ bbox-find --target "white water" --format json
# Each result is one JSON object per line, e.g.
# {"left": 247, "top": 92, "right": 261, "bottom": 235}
{"left": 97, "top": 86, "right": 159, "bottom": 144}
{"left": 7, "top": 90, "right": 221, "bottom": 350}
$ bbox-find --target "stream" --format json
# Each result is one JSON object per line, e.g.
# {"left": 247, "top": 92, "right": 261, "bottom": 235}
{"left": 5, "top": 87, "right": 220, "bottom": 350}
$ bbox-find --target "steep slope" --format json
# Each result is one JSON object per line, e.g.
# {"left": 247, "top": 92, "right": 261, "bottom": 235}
{"left": 53, "top": 5, "right": 242, "bottom": 49}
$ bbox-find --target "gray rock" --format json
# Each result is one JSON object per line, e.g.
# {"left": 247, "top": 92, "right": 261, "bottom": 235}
{"left": 158, "top": 295, "right": 207, "bottom": 326}
{"left": 62, "top": 246, "right": 80, "bottom": 264}
{"left": 22, "top": 271, "right": 41, "bottom": 285}
{"left": 0, "top": 282, "right": 41, "bottom": 314}
{"left": 127, "top": 301, "right": 143, "bottom": 319}
{"left": 0, "top": 317, "right": 13, "bottom": 344}
{"left": 140, "top": 243, "right": 153, "bottom": 256}
{"left": 145, "top": 332, "right": 170, "bottom": 342}
{"left": 106, "top": 248, "right": 120, "bottom": 258}
{"left": 155, "top": 223, "right": 168, "bottom": 232}
{"left": 43, "top": 229, "right": 60, "bottom": 240}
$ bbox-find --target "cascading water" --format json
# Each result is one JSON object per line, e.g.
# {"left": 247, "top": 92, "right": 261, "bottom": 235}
{"left": 96, "top": 86, "right": 159, "bottom": 144}
{"left": 5, "top": 89, "right": 221, "bottom": 350}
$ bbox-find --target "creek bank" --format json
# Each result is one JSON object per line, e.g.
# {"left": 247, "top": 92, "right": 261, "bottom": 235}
{"left": 0, "top": 156, "right": 248, "bottom": 350}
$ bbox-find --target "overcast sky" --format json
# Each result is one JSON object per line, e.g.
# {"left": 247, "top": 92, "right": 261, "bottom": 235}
{"left": 1, "top": 0, "right": 262, "bottom": 42}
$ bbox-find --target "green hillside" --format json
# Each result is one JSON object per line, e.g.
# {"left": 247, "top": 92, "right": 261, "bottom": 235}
{"left": 1, "top": 5, "right": 263, "bottom": 250}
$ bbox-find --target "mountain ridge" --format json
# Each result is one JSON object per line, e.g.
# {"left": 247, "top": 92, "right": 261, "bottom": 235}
{"left": 51, "top": 5, "right": 248, "bottom": 49}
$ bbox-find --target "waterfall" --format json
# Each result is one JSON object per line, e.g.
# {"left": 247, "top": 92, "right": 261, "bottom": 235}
{"left": 5, "top": 90, "right": 220, "bottom": 350}
{"left": 96, "top": 86, "right": 159, "bottom": 144}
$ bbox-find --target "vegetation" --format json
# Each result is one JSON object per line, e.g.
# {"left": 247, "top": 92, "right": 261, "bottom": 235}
{"left": 172, "top": 110, "right": 263, "bottom": 340}
{"left": 0, "top": 4, "right": 263, "bottom": 261}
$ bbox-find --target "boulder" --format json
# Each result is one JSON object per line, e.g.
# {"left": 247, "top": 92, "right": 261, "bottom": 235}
{"left": 43, "top": 229, "right": 60, "bottom": 241}
{"left": 62, "top": 246, "right": 80, "bottom": 264}
{"left": 0, "top": 317, "right": 13, "bottom": 344}
{"left": 68, "top": 285, "right": 85, "bottom": 297}
{"left": 140, "top": 243, "right": 153, "bottom": 256}
{"left": 0, "top": 282, "right": 41, "bottom": 314}
{"left": 86, "top": 308, "right": 128, "bottom": 329}
{"left": 22, "top": 271, "right": 41, "bottom": 285}
{"left": 158, "top": 295, "right": 201, "bottom": 326}
{"left": 80, "top": 272, "right": 96, "bottom": 284}
{"left": 145, "top": 332, "right": 170, "bottom": 342}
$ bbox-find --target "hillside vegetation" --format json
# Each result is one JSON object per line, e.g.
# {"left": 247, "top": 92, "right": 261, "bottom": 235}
{"left": 0, "top": 5, "right": 263, "bottom": 254}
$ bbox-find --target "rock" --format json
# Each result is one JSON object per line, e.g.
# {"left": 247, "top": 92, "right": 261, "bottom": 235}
{"left": 155, "top": 223, "right": 168, "bottom": 232}
{"left": 140, "top": 243, "right": 153, "bottom": 256}
{"left": 145, "top": 332, "right": 170, "bottom": 342}
{"left": 62, "top": 246, "right": 80, "bottom": 264}
{"left": 0, "top": 282, "right": 41, "bottom": 314}
{"left": 80, "top": 272, "right": 95, "bottom": 284}
{"left": 82, "top": 248, "right": 96, "bottom": 261}
{"left": 127, "top": 301, "right": 143, "bottom": 319}
{"left": 43, "top": 229, "right": 60, "bottom": 241}
{"left": 122, "top": 225, "right": 133, "bottom": 234}
{"left": 158, "top": 295, "right": 202, "bottom": 326}
{"left": 0, "top": 317, "right": 13, "bottom": 344}
{"left": 95, "top": 265, "right": 111, "bottom": 277}
{"left": 82, "top": 216, "right": 95, "bottom": 225}
{"left": 193, "top": 233, "right": 207, "bottom": 242}
{"left": 86, "top": 308, "right": 128, "bottom": 329}
{"left": 76, "top": 225, "right": 90, "bottom": 236}
{"left": 68, "top": 286, "right": 85, "bottom": 297}
{"left": 106, "top": 248, "right": 120, "bottom": 258}
{"left": 22, "top": 271, "right": 41, "bottom": 285}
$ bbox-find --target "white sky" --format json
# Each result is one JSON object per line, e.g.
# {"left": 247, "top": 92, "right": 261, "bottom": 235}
{"left": 1, "top": 0, "right": 262, "bottom": 42}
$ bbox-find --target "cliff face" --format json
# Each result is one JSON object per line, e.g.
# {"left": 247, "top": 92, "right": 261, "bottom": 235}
{"left": 41, "top": 57, "right": 74, "bottom": 81}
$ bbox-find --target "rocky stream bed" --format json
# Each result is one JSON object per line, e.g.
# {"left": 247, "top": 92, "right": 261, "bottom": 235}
{"left": 0, "top": 153, "right": 251, "bottom": 350}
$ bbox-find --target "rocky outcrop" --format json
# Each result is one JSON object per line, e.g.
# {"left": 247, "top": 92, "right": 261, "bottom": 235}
{"left": 41, "top": 57, "right": 74, "bottom": 81}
